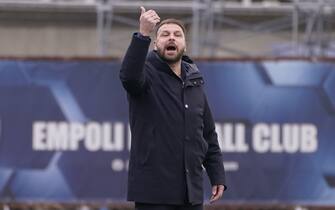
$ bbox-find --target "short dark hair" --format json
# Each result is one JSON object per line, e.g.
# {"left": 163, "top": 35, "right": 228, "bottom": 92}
{"left": 155, "top": 18, "right": 186, "bottom": 36}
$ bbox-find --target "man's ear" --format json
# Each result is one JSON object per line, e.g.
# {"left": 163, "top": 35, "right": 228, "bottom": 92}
{"left": 154, "top": 41, "right": 157, "bottom": 50}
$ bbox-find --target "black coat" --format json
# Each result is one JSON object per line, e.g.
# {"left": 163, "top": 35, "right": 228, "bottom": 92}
{"left": 120, "top": 33, "right": 226, "bottom": 205}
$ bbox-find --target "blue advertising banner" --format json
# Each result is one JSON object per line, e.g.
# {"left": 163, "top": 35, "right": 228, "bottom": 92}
{"left": 0, "top": 59, "right": 334, "bottom": 204}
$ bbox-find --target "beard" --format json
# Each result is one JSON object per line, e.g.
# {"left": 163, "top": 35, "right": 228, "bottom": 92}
{"left": 156, "top": 46, "right": 185, "bottom": 64}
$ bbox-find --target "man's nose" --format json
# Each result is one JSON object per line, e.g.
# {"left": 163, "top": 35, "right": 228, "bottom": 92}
{"left": 168, "top": 35, "right": 175, "bottom": 40}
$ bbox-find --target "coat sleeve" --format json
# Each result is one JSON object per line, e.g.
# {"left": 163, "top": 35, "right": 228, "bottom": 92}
{"left": 119, "top": 33, "right": 151, "bottom": 95}
{"left": 202, "top": 95, "right": 227, "bottom": 190}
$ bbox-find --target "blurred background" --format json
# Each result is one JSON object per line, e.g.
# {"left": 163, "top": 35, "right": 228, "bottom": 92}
{"left": 0, "top": 0, "right": 335, "bottom": 210}
{"left": 0, "top": 0, "right": 334, "bottom": 58}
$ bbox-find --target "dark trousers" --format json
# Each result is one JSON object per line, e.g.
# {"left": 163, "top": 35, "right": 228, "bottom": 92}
{"left": 135, "top": 203, "right": 203, "bottom": 210}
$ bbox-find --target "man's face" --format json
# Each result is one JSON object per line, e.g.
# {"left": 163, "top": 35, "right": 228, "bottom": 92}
{"left": 154, "top": 23, "right": 186, "bottom": 64}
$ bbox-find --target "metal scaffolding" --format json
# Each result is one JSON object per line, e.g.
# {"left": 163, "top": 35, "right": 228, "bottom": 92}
{"left": 0, "top": 0, "right": 334, "bottom": 57}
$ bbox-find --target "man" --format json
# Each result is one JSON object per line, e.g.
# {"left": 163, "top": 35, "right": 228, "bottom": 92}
{"left": 119, "top": 6, "right": 227, "bottom": 210}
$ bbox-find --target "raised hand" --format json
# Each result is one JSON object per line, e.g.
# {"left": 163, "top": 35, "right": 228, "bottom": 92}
{"left": 139, "top": 6, "right": 160, "bottom": 36}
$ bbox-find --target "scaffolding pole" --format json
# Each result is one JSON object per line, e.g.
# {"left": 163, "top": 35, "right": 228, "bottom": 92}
{"left": 96, "top": 0, "right": 114, "bottom": 56}
{"left": 191, "top": 0, "right": 201, "bottom": 57}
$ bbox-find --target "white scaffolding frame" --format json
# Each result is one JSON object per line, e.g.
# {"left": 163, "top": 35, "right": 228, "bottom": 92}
{"left": 0, "top": 0, "right": 334, "bottom": 57}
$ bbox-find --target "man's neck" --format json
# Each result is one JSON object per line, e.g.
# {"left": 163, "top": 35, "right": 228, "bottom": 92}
{"left": 168, "top": 60, "right": 182, "bottom": 78}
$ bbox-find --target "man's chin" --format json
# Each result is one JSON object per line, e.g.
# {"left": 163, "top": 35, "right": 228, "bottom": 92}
{"left": 163, "top": 53, "right": 182, "bottom": 63}
{"left": 156, "top": 48, "right": 184, "bottom": 64}
{"left": 165, "top": 55, "right": 177, "bottom": 60}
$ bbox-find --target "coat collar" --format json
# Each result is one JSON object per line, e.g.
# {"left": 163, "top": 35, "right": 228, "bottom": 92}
{"left": 147, "top": 50, "right": 202, "bottom": 81}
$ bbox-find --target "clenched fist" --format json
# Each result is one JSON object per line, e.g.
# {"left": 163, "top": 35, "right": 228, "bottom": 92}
{"left": 139, "top": 6, "right": 160, "bottom": 37}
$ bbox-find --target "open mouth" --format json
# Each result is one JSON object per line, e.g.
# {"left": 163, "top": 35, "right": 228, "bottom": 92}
{"left": 166, "top": 44, "right": 177, "bottom": 52}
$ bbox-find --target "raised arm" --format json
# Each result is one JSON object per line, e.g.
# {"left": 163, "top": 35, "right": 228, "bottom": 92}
{"left": 119, "top": 7, "right": 160, "bottom": 95}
